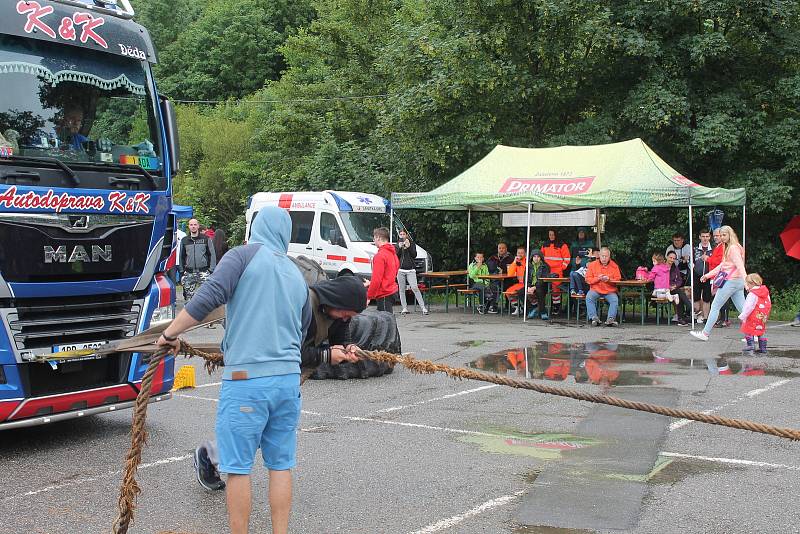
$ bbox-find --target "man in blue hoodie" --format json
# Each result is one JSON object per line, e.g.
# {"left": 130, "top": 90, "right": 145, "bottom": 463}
{"left": 157, "top": 206, "right": 311, "bottom": 534}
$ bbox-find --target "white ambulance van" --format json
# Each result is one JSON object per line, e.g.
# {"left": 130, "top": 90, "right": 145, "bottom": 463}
{"left": 245, "top": 191, "right": 432, "bottom": 278}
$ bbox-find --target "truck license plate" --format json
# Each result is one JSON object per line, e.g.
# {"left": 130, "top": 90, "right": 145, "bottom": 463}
{"left": 52, "top": 341, "right": 108, "bottom": 353}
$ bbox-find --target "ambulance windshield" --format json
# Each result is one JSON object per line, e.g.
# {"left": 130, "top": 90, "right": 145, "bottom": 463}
{"left": 339, "top": 212, "right": 409, "bottom": 242}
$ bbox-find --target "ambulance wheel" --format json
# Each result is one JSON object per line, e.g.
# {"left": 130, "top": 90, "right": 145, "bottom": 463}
{"left": 338, "top": 270, "right": 354, "bottom": 277}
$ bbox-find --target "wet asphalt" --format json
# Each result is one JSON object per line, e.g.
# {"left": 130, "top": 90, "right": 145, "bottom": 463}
{"left": 1, "top": 304, "right": 799, "bottom": 534}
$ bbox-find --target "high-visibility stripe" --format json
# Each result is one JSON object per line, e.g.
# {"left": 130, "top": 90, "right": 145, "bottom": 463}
{"left": 327, "top": 254, "right": 346, "bottom": 261}
{"left": 278, "top": 194, "right": 293, "bottom": 209}
{"left": 354, "top": 257, "right": 370, "bottom": 264}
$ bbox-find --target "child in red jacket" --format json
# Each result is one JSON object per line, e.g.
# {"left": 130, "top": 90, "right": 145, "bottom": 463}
{"left": 739, "top": 273, "right": 772, "bottom": 355}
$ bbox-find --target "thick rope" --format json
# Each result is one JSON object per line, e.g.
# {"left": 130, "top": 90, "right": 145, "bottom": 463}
{"left": 112, "top": 348, "right": 168, "bottom": 534}
{"left": 352, "top": 349, "right": 800, "bottom": 441}
{"left": 112, "top": 342, "right": 800, "bottom": 532}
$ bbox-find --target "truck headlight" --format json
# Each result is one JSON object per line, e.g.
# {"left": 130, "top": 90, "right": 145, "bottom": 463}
{"left": 150, "top": 305, "right": 175, "bottom": 326}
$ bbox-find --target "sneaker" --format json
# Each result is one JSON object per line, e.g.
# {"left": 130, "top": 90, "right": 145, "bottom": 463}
{"left": 570, "top": 289, "right": 577, "bottom": 296}
{"left": 676, "top": 319, "right": 689, "bottom": 326}
{"left": 697, "top": 317, "right": 704, "bottom": 324}
{"left": 487, "top": 307, "right": 499, "bottom": 314}
{"left": 577, "top": 290, "right": 585, "bottom": 296}
{"left": 590, "top": 317, "right": 601, "bottom": 327}
{"left": 604, "top": 319, "right": 619, "bottom": 327}
{"left": 422, "top": 309, "right": 429, "bottom": 315}
{"left": 671, "top": 314, "right": 679, "bottom": 322}
{"left": 720, "top": 320, "right": 731, "bottom": 328}
{"left": 540, "top": 313, "right": 549, "bottom": 321}
{"left": 791, "top": 318, "right": 800, "bottom": 327}
{"left": 477, "top": 305, "right": 485, "bottom": 315}
{"left": 193, "top": 445, "right": 225, "bottom": 491}
{"left": 690, "top": 330, "right": 709, "bottom": 341}
{"left": 510, "top": 305, "right": 518, "bottom": 316}
{"left": 400, "top": 309, "right": 409, "bottom": 315}
{"left": 527, "top": 308, "right": 539, "bottom": 319}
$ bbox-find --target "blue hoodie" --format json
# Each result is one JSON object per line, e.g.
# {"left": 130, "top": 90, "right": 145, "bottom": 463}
{"left": 184, "top": 206, "right": 309, "bottom": 379}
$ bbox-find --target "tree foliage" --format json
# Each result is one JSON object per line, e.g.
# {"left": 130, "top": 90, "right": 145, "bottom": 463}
{"left": 147, "top": 0, "right": 800, "bottom": 288}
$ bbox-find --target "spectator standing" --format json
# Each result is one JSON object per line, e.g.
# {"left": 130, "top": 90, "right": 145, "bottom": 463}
{"left": 367, "top": 227, "right": 400, "bottom": 312}
{"left": 738, "top": 273, "right": 772, "bottom": 355}
{"left": 156, "top": 206, "right": 309, "bottom": 534}
{"left": 180, "top": 218, "right": 217, "bottom": 301}
{"left": 395, "top": 230, "right": 429, "bottom": 315}
{"left": 213, "top": 228, "right": 229, "bottom": 262}
{"left": 541, "top": 229, "right": 571, "bottom": 314}
{"left": 691, "top": 225, "right": 747, "bottom": 341}
{"left": 708, "top": 228, "right": 731, "bottom": 327}
{"left": 585, "top": 247, "right": 622, "bottom": 327}
{"left": 666, "top": 233, "right": 692, "bottom": 279}
{"left": 692, "top": 229, "right": 713, "bottom": 323}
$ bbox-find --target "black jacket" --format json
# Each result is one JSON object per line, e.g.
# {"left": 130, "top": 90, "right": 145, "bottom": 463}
{"left": 180, "top": 234, "right": 216, "bottom": 273}
{"left": 395, "top": 239, "right": 418, "bottom": 270}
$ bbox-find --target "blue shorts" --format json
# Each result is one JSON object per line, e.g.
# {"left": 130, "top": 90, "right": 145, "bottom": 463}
{"left": 215, "top": 374, "right": 301, "bottom": 474}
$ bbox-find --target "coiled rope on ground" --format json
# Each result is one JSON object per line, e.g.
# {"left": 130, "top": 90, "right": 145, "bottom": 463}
{"left": 111, "top": 341, "right": 800, "bottom": 533}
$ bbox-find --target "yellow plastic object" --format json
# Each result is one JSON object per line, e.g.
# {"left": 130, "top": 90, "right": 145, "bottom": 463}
{"left": 171, "top": 365, "right": 196, "bottom": 390}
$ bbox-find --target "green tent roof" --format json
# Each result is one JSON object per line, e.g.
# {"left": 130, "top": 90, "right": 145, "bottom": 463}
{"left": 391, "top": 139, "right": 745, "bottom": 211}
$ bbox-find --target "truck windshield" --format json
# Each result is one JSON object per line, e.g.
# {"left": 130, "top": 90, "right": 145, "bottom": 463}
{"left": 0, "top": 34, "right": 164, "bottom": 184}
{"left": 339, "top": 212, "right": 409, "bottom": 242}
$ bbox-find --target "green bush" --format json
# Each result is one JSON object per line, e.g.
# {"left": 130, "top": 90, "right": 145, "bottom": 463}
{"left": 770, "top": 284, "right": 800, "bottom": 322}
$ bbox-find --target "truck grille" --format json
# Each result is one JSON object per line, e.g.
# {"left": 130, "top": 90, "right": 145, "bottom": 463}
{"left": 3, "top": 293, "right": 142, "bottom": 350}
{"left": 22, "top": 353, "right": 133, "bottom": 398}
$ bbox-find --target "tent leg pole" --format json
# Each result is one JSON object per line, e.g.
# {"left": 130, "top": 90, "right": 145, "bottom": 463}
{"left": 689, "top": 205, "right": 695, "bottom": 329}
{"left": 390, "top": 209, "right": 394, "bottom": 242}
{"left": 742, "top": 205, "right": 746, "bottom": 250}
{"left": 596, "top": 208, "right": 602, "bottom": 249}
{"left": 523, "top": 203, "right": 532, "bottom": 322}
{"left": 467, "top": 209, "right": 471, "bottom": 270}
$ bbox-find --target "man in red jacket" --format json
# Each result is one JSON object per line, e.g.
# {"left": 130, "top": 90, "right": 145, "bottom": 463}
{"left": 367, "top": 227, "right": 400, "bottom": 312}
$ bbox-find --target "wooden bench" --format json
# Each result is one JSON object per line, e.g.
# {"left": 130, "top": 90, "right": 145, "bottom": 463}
{"left": 457, "top": 288, "right": 481, "bottom": 313}
{"left": 650, "top": 297, "right": 674, "bottom": 325}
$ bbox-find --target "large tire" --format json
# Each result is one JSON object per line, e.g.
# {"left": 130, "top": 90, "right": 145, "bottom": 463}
{"left": 310, "top": 309, "right": 400, "bottom": 380}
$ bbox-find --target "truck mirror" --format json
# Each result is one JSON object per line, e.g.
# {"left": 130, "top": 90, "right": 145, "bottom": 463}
{"left": 159, "top": 96, "right": 180, "bottom": 174}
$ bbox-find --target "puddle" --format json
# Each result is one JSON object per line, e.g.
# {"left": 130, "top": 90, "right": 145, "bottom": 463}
{"left": 457, "top": 340, "right": 487, "bottom": 347}
{"left": 457, "top": 426, "right": 600, "bottom": 459}
{"left": 466, "top": 342, "right": 798, "bottom": 386}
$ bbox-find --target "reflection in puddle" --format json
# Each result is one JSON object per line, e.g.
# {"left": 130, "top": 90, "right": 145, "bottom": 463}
{"left": 457, "top": 427, "right": 600, "bottom": 460}
{"left": 467, "top": 342, "right": 797, "bottom": 387}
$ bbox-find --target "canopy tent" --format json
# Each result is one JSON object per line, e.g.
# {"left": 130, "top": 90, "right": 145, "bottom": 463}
{"left": 391, "top": 138, "right": 745, "bottom": 211}
{"left": 390, "top": 138, "right": 747, "bottom": 325}
{"left": 171, "top": 204, "right": 194, "bottom": 219}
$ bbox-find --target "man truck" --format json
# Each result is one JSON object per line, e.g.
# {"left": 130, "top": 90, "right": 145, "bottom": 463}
{"left": 0, "top": 0, "right": 180, "bottom": 429}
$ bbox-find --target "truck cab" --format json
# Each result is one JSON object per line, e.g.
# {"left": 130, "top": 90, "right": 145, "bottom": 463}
{"left": 245, "top": 191, "right": 432, "bottom": 278}
{"left": 0, "top": 0, "right": 180, "bottom": 429}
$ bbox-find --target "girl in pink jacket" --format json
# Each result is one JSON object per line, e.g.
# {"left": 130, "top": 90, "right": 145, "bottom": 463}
{"left": 645, "top": 254, "right": 679, "bottom": 305}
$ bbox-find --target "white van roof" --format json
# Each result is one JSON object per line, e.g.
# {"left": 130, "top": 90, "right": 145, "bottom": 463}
{"left": 248, "top": 191, "right": 389, "bottom": 213}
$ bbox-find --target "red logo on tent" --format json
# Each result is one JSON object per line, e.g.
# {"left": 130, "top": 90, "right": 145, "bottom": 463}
{"left": 671, "top": 175, "right": 699, "bottom": 187}
{"left": 500, "top": 176, "right": 595, "bottom": 195}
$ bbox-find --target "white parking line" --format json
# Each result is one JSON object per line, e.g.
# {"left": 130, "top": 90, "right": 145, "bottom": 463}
{"left": 407, "top": 490, "right": 526, "bottom": 534}
{"left": 5, "top": 455, "right": 191, "bottom": 501}
{"left": 342, "top": 416, "right": 500, "bottom": 437}
{"left": 195, "top": 381, "right": 222, "bottom": 389}
{"left": 375, "top": 385, "right": 498, "bottom": 413}
{"left": 660, "top": 452, "right": 800, "bottom": 471}
{"left": 669, "top": 378, "right": 793, "bottom": 431}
